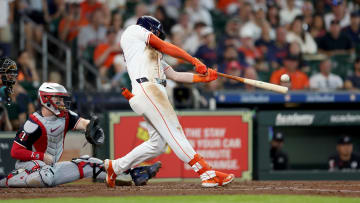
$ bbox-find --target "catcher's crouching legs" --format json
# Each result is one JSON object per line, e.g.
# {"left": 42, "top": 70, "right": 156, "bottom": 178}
{"left": 1, "top": 163, "right": 55, "bottom": 188}
{"left": 71, "top": 155, "right": 162, "bottom": 186}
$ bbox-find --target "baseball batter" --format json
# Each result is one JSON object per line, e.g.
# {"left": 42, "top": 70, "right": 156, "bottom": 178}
{"left": 105, "top": 16, "right": 234, "bottom": 188}
{"left": 0, "top": 82, "right": 160, "bottom": 187}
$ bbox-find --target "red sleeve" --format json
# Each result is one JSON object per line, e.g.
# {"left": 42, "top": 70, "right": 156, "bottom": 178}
{"left": 149, "top": 34, "right": 197, "bottom": 65}
{"left": 11, "top": 142, "right": 44, "bottom": 161}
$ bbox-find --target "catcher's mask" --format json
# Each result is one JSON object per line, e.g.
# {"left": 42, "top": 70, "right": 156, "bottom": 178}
{"left": 38, "top": 82, "right": 71, "bottom": 117}
{"left": 0, "top": 57, "right": 18, "bottom": 93}
{"left": 136, "top": 16, "right": 166, "bottom": 40}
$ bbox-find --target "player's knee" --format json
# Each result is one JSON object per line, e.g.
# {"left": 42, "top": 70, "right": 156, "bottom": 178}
{"left": 26, "top": 165, "right": 55, "bottom": 187}
{"left": 147, "top": 136, "right": 166, "bottom": 151}
{"left": 6, "top": 165, "right": 55, "bottom": 188}
{"left": 38, "top": 165, "right": 55, "bottom": 187}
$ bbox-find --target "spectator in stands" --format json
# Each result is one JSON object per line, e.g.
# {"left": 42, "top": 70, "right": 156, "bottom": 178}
{"left": 216, "top": 18, "right": 242, "bottom": 64}
{"left": 324, "top": 0, "right": 350, "bottom": 30}
{"left": 222, "top": 61, "right": 257, "bottom": 91}
{"left": 110, "top": 11, "right": 124, "bottom": 44}
{"left": 241, "top": 5, "right": 271, "bottom": 41}
{"left": 93, "top": 28, "right": 123, "bottom": 85}
{"left": 6, "top": 83, "right": 35, "bottom": 131}
{"left": 269, "top": 26, "right": 289, "bottom": 69}
{"left": 310, "top": 14, "right": 326, "bottom": 40}
{"left": 317, "top": 20, "right": 354, "bottom": 57}
{"left": 17, "top": 50, "right": 40, "bottom": 102}
{"left": 288, "top": 41, "right": 309, "bottom": 73}
{"left": 286, "top": 15, "right": 317, "bottom": 54}
{"left": 184, "top": 0, "right": 212, "bottom": 26}
{"left": 124, "top": 2, "right": 148, "bottom": 28}
{"left": 218, "top": 45, "right": 245, "bottom": 73}
{"left": 222, "top": 61, "right": 245, "bottom": 89}
{"left": 46, "top": 0, "right": 66, "bottom": 36}
{"left": 153, "top": 6, "right": 176, "bottom": 36}
{"left": 255, "top": 22, "right": 275, "bottom": 64}
{"left": 0, "top": 0, "right": 14, "bottom": 57}
{"left": 313, "top": 0, "right": 327, "bottom": 15}
{"left": 266, "top": 4, "right": 280, "bottom": 29}
{"left": 309, "top": 59, "right": 343, "bottom": 91}
{"left": 344, "top": 57, "right": 360, "bottom": 90}
{"left": 342, "top": 11, "right": 360, "bottom": 44}
{"left": 105, "top": 0, "right": 126, "bottom": 13}
{"left": 270, "top": 132, "right": 289, "bottom": 170}
{"left": 183, "top": 21, "right": 207, "bottom": 55}
{"left": 329, "top": 135, "right": 360, "bottom": 171}
{"left": 80, "top": 0, "right": 103, "bottom": 21}
{"left": 16, "top": 0, "right": 49, "bottom": 55}
{"left": 279, "top": 0, "right": 302, "bottom": 26}
{"left": 195, "top": 27, "right": 217, "bottom": 68}
{"left": 171, "top": 12, "right": 192, "bottom": 43}
{"left": 237, "top": 1, "right": 253, "bottom": 24}
{"left": 58, "top": 2, "right": 88, "bottom": 44}
{"left": 77, "top": 9, "right": 107, "bottom": 57}
{"left": 148, "top": 0, "right": 181, "bottom": 20}
{"left": 302, "top": 1, "right": 314, "bottom": 26}
{"left": 0, "top": 104, "right": 12, "bottom": 131}
{"left": 270, "top": 54, "right": 309, "bottom": 90}
{"left": 238, "top": 28, "right": 262, "bottom": 66}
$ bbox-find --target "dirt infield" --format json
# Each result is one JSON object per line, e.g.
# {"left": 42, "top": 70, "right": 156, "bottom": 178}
{"left": 2, "top": 180, "right": 360, "bottom": 199}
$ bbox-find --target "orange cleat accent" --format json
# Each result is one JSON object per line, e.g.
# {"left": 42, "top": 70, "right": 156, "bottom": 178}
{"left": 201, "top": 171, "right": 235, "bottom": 188}
{"left": 104, "top": 159, "right": 117, "bottom": 188}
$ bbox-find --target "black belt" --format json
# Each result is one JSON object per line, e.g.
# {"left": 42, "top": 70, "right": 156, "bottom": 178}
{"left": 136, "top": 77, "right": 167, "bottom": 87}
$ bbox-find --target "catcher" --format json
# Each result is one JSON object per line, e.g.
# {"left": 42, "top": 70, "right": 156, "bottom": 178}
{"left": 0, "top": 82, "right": 160, "bottom": 187}
{"left": 0, "top": 57, "right": 18, "bottom": 104}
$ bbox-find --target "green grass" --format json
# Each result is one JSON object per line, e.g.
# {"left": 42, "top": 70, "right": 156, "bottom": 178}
{"left": 1, "top": 195, "right": 359, "bottom": 203}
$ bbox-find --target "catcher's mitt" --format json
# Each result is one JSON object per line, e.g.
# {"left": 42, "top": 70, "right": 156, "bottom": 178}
{"left": 85, "top": 116, "right": 104, "bottom": 145}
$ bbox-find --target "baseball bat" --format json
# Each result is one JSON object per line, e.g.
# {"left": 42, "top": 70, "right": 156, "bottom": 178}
{"left": 217, "top": 72, "right": 288, "bottom": 94}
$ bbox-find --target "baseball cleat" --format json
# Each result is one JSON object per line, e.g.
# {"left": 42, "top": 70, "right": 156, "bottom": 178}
{"left": 104, "top": 159, "right": 117, "bottom": 188}
{"left": 130, "top": 161, "right": 162, "bottom": 186}
{"left": 201, "top": 171, "right": 235, "bottom": 188}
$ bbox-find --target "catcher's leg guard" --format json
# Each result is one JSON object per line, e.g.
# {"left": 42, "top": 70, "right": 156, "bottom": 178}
{"left": 71, "top": 155, "right": 105, "bottom": 179}
{"left": 5, "top": 165, "right": 55, "bottom": 188}
{"left": 188, "top": 154, "right": 235, "bottom": 187}
{"left": 130, "top": 161, "right": 162, "bottom": 186}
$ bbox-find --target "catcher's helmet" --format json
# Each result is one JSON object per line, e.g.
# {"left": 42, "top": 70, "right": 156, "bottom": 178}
{"left": 0, "top": 57, "right": 18, "bottom": 92}
{"left": 38, "top": 82, "right": 70, "bottom": 117}
{"left": 136, "top": 16, "right": 166, "bottom": 40}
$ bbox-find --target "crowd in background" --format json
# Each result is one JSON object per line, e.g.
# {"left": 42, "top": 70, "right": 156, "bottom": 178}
{"left": 2, "top": 0, "right": 360, "bottom": 131}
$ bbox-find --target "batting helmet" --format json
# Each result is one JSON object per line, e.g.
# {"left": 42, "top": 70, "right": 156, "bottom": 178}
{"left": 0, "top": 57, "right": 18, "bottom": 92}
{"left": 38, "top": 82, "right": 70, "bottom": 117}
{"left": 136, "top": 16, "right": 166, "bottom": 40}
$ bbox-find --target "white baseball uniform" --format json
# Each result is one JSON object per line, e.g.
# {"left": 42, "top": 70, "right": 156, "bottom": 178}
{"left": 112, "top": 25, "right": 197, "bottom": 173}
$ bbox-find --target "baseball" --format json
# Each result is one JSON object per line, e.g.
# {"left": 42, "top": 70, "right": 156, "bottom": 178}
{"left": 280, "top": 74, "right": 290, "bottom": 83}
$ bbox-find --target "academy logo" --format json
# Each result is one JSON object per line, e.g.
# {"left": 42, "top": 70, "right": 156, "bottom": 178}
{"left": 275, "top": 113, "right": 315, "bottom": 126}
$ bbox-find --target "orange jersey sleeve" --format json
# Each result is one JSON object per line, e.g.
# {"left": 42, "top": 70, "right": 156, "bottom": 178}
{"left": 148, "top": 34, "right": 196, "bottom": 65}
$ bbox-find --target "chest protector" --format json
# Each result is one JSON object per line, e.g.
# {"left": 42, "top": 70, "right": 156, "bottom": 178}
{"left": 32, "top": 112, "right": 68, "bottom": 163}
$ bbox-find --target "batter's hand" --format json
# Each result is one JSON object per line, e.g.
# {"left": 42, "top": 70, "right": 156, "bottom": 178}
{"left": 193, "top": 58, "right": 207, "bottom": 75}
{"left": 193, "top": 69, "right": 218, "bottom": 83}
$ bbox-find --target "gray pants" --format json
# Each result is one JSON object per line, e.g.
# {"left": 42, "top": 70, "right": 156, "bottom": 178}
{"left": 0, "top": 155, "right": 109, "bottom": 187}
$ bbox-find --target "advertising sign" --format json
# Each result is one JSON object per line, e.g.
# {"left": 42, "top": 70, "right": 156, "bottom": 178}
{"left": 109, "top": 111, "right": 252, "bottom": 180}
